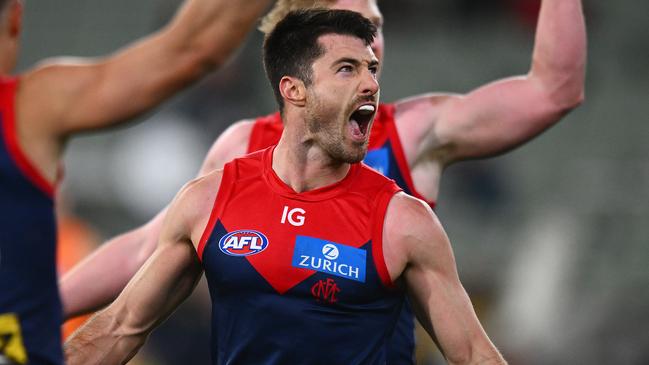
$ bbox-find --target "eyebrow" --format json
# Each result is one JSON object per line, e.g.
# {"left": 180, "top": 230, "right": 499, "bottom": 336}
{"left": 370, "top": 16, "right": 384, "bottom": 27}
{"left": 333, "top": 57, "right": 379, "bottom": 68}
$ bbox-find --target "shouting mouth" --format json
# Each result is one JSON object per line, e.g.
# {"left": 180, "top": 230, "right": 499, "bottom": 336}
{"left": 349, "top": 104, "right": 376, "bottom": 141}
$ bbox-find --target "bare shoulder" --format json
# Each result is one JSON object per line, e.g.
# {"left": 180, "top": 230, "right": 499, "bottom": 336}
{"left": 199, "top": 118, "right": 256, "bottom": 176}
{"left": 385, "top": 192, "right": 443, "bottom": 235}
{"left": 381, "top": 192, "right": 451, "bottom": 282}
{"left": 391, "top": 93, "right": 461, "bottom": 160}
{"left": 392, "top": 92, "right": 459, "bottom": 125}
{"left": 16, "top": 60, "right": 82, "bottom": 121}
{"left": 165, "top": 169, "right": 225, "bottom": 245}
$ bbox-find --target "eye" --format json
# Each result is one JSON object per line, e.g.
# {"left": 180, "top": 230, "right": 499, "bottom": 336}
{"left": 338, "top": 65, "right": 353, "bottom": 73}
{"left": 369, "top": 66, "right": 378, "bottom": 77}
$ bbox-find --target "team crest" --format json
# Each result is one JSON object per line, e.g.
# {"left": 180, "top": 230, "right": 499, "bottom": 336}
{"left": 219, "top": 230, "right": 269, "bottom": 257}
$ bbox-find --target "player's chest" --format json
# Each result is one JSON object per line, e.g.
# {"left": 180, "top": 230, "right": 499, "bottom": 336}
{"left": 202, "top": 192, "right": 379, "bottom": 299}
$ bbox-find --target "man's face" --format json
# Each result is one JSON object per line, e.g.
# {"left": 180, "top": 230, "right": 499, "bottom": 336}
{"left": 330, "top": 0, "right": 384, "bottom": 75}
{"left": 303, "top": 34, "right": 380, "bottom": 163}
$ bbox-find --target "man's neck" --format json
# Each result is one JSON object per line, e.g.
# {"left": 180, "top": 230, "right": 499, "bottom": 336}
{"left": 272, "top": 116, "right": 351, "bottom": 193}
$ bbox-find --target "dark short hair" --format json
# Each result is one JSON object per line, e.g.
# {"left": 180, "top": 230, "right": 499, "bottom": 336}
{"left": 262, "top": 9, "right": 377, "bottom": 111}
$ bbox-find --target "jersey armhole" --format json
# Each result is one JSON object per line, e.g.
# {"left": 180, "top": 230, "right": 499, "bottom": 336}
{"left": 246, "top": 119, "right": 266, "bottom": 154}
{"left": 1, "top": 77, "right": 56, "bottom": 198}
{"left": 371, "top": 184, "right": 402, "bottom": 289}
{"left": 197, "top": 162, "right": 236, "bottom": 261}
{"left": 384, "top": 105, "right": 436, "bottom": 208}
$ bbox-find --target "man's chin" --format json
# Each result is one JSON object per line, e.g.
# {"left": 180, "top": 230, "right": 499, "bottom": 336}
{"left": 343, "top": 145, "right": 368, "bottom": 164}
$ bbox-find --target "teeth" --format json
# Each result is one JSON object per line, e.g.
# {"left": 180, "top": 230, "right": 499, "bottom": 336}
{"left": 357, "top": 105, "right": 375, "bottom": 114}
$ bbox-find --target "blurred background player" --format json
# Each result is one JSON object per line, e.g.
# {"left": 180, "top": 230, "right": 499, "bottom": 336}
{"left": 0, "top": 0, "right": 271, "bottom": 364}
{"left": 60, "top": 0, "right": 586, "bottom": 363}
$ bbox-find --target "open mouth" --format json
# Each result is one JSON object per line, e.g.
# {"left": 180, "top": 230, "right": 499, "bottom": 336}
{"left": 349, "top": 104, "right": 376, "bottom": 139}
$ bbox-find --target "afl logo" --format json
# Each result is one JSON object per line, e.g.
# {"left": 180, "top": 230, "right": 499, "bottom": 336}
{"left": 219, "top": 230, "right": 269, "bottom": 257}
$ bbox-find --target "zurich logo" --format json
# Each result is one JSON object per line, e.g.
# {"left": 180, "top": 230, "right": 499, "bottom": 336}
{"left": 219, "top": 230, "right": 269, "bottom": 257}
{"left": 322, "top": 244, "right": 339, "bottom": 260}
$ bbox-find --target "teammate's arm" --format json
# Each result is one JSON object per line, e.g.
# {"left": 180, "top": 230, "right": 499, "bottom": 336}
{"left": 63, "top": 171, "right": 221, "bottom": 364}
{"left": 197, "top": 119, "right": 255, "bottom": 175}
{"left": 395, "top": 0, "right": 585, "bottom": 165}
{"left": 19, "top": 0, "right": 271, "bottom": 136}
{"left": 59, "top": 120, "right": 254, "bottom": 319}
{"left": 384, "top": 193, "right": 506, "bottom": 364}
{"left": 60, "top": 209, "right": 166, "bottom": 319}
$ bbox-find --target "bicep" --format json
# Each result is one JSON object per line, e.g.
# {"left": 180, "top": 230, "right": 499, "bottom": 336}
{"left": 109, "top": 176, "right": 216, "bottom": 333}
{"left": 399, "top": 75, "right": 567, "bottom": 164}
{"left": 25, "top": 32, "right": 206, "bottom": 135}
{"left": 438, "top": 74, "right": 572, "bottom": 159}
{"left": 405, "top": 242, "right": 487, "bottom": 362}
{"left": 392, "top": 198, "right": 499, "bottom": 363}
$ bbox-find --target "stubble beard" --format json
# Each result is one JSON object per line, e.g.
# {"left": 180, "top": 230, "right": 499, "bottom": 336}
{"left": 305, "top": 100, "right": 368, "bottom": 164}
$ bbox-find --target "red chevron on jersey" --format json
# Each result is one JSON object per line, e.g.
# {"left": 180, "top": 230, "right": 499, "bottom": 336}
{"left": 198, "top": 146, "right": 401, "bottom": 295}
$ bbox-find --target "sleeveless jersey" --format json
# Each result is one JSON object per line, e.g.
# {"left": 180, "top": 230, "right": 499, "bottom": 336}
{"left": 0, "top": 77, "right": 62, "bottom": 365}
{"left": 198, "top": 147, "right": 405, "bottom": 364}
{"left": 247, "top": 103, "right": 433, "bottom": 364}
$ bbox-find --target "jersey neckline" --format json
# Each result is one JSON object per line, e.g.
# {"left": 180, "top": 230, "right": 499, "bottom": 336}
{"left": 261, "top": 145, "right": 361, "bottom": 202}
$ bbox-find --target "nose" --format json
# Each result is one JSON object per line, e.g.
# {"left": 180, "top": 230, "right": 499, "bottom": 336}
{"left": 360, "top": 69, "right": 379, "bottom": 97}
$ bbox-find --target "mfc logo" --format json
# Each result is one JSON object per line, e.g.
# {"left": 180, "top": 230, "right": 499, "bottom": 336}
{"left": 219, "top": 230, "right": 269, "bottom": 257}
{"left": 311, "top": 278, "right": 340, "bottom": 304}
{"left": 292, "top": 236, "right": 366, "bottom": 282}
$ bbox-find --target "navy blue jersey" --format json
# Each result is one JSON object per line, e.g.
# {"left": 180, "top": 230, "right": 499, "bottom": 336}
{"left": 197, "top": 147, "right": 405, "bottom": 364}
{"left": 0, "top": 76, "right": 63, "bottom": 365}
{"left": 247, "top": 104, "right": 433, "bottom": 364}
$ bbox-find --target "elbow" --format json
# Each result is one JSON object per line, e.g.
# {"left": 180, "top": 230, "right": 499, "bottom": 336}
{"left": 445, "top": 338, "right": 507, "bottom": 365}
{"left": 532, "top": 67, "right": 586, "bottom": 115}
{"left": 559, "top": 86, "right": 585, "bottom": 113}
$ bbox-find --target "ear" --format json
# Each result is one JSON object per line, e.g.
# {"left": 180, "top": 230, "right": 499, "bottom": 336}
{"left": 279, "top": 76, "right": 306, "bottom": 108}
{"left": 8, "top": 0, "right": 22, "bottom": 38}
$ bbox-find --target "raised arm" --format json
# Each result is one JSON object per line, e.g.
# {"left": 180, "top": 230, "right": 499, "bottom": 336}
{"left": 63, "top": 171, "right": 221, "bottom": 364}
{"left": 197, "top": 118, "right": 255, "bottom": 175}
{"left": 395, "top": 0, "right": 586, "bottom": 166}
{"left": 384, "top": 193, "right": 506, "bottom": 364}
{"left": 19, "top": 0, "right": 271, "bottom": 136}
{"left": 59, "top": 119, "right": 254, "bottom": 319}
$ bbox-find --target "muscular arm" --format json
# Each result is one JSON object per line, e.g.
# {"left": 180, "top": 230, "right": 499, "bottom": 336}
{"left": 63, "top": 172, "right": 221, "bottom": 364}
{"left": 59, "top": 120, "right": 254, "bottom": 319}
{"left": 395, "top": 0, "right": 586, "bottom": 167}
{"left": 20, "top": 1, "right": 271, "bottom": 135}
{"left": 384, "top": 193, "right": 506, "bottom": 364}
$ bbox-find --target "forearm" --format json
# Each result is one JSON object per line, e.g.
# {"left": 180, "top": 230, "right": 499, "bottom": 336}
{"left": 165, "top": 0, "right": 273, "bottom": 68}
{"left": 531, "top": 0, "right": 586, "bottom": 106}
{"left": 60, "top": 216, "right": 163, "bottom": 319}
{"left": 65, "top": 240, "right": 203, "bottom": 364}
{"left": 64, "top": 309, "right": 146, "bottom": 365}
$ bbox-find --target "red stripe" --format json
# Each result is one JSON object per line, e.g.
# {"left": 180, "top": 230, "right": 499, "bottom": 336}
{"left": 197, "top": 162, "right": 236, "bottom": 260}
{"left": 382, "top": 104, "right": 436, "bottom": 209}
{"left": 371, "top": 184, "right": 402, "bottom": 289}
{"left": 1, "top": 77, "right": 55, "bottom": 198}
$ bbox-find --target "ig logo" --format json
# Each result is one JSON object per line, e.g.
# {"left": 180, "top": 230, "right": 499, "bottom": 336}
{"left": 322, "top": 243, "right": 339, "bottom": 260}
{"left": 281, "top": 206, "right": 305, "bottom": 226}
